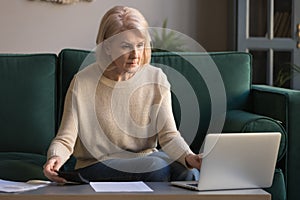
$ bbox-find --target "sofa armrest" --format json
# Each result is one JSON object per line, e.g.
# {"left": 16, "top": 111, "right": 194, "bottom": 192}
{"left": 223, "top": 110, "right": 286, "bottom": 161}
{"left": 251, "top": 85, "right": 300, "bottom": 126}
{"left": 251, "top": 84, "right": 300, "bottom": 200}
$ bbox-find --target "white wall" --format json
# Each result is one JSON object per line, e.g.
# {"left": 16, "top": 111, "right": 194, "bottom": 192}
{"left": 0, "top": 0, "right": 228, "bottom": 54}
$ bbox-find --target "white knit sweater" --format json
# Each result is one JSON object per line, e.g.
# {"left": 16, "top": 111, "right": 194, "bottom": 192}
{"left": 47, "top": 63, "right": 194, "bottom": 169}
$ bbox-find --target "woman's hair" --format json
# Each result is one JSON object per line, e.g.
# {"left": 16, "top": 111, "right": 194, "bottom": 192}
{"left": 96, "top": 6, "right": 151, "bottom": 65}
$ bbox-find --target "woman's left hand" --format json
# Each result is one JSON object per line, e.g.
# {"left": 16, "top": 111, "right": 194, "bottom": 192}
{"left": 185, "top": 154, "right": 202, "bottom": 170}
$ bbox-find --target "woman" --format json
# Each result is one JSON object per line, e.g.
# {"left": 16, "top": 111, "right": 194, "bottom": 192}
{"left": 43, "top": 5, "right": 201, "bottom": 183}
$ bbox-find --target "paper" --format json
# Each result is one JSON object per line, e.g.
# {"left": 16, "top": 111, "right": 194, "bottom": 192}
{"left": 90, "top": 181, "right": 153, "bottom": 192}
{"left": 0, "top": 179, "right": 50, "bottom": 193}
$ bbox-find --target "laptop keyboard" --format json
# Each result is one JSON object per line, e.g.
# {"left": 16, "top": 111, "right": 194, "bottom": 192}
{"left": 187, "top": 183, "right": 198, "bottom": 187}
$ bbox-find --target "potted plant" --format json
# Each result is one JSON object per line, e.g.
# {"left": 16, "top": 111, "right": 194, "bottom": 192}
{"left": 151, "top": 19, "right": 187, "bottom": 52}
{"left": 274, "top": 63, "right": 300, "bottom": 88}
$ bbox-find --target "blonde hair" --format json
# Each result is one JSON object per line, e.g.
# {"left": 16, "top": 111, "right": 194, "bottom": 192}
{"left": 96, "top": 6, "right": 151, "bottom": 65}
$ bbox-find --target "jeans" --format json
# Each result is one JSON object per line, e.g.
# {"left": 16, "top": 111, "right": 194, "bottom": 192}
{"left": 76, "top": 151, "right": 199, "bottom": 182}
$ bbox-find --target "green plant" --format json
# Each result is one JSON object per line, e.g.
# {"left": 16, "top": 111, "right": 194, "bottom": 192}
{"left": 274, "top": 63, "right": 300, "bottom": 87}
{"left": 151, "top": 19, "right": 187, "bottom": 52}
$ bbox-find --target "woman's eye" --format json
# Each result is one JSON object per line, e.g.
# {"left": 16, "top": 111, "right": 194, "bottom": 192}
{"left": 120, "top": 42, "right": 144, "bottom": 50}
{"left": 121, "top": 45, "right": 131, "bottom": 49}
{"left": 137, "top": 43, "right": 145, "bottom": 49}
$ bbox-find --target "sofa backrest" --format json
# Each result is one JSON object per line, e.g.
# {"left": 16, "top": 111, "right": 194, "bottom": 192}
{"left": 151, "top": 52, "right": 252, "bottom": 150}
{"left": 58, "top": 49, "right": 95, "bottom": 124}
{"left": 58, "top": 49, "right": 252, "bottom": 151}
{"left": 0, "top": 54, "right": 57, "bottom": 155}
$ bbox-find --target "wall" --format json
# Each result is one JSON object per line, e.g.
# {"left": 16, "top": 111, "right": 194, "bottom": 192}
{"left": 0, "top": 0, "right": 229, "bottom": 53}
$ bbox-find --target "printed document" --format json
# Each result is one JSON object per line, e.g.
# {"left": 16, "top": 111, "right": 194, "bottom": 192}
{"left": 90, "top": 181, "right": 153, "bottom": 192}
{"left": 0, "top": 179, "right": 50, "bottom": 193}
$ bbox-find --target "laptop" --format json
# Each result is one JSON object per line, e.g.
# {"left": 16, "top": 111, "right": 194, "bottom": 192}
{"left": 171, "top": 132, "right": 281, "bottom": 191}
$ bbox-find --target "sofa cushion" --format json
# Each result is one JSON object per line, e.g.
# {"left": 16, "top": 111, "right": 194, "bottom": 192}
{"left": 0, "top": 54, "right": 57, "bottom": 154}
{"left": 151, "top": 52, "right": 252, "bottom": 151}
{"left": 151, "top": 52, "right": 252, "bottom": 110}
{"left": 58, "top": 49, "right": 95, "bottom": 124}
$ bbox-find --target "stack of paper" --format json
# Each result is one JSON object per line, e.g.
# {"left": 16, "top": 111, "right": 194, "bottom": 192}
{"left": 90, "top": 181, "right": 153, "bottom": 192}
{"left": 0, "top": 179, "right": 50, "bottom": 193}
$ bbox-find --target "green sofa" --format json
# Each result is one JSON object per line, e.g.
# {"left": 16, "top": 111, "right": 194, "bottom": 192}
{"left": 0, "top": 49, "right": 299, "bottom": 200}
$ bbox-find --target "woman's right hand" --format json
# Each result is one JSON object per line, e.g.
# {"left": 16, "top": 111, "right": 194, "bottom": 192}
{"left": 43, "top": 156, "right": 67, "bottom": 183}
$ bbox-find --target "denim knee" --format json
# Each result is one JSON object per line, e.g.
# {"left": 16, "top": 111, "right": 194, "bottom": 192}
{"left": 142, "top": 157, "right": 170, "bottom": 181}
{"left": 170, "top": 161, "right": 200, "bottom": 181}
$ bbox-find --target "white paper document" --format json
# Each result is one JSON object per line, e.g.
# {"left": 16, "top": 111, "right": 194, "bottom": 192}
{"left": 90, "top": 181, "right": 153, "bottom": 192}
{"left": 0, "top": 179, "right": 50, "bottom": 193}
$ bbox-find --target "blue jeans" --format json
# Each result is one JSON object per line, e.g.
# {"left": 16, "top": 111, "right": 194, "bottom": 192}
{"left": 76, "top": 151, "right": 199, "bottom": 182}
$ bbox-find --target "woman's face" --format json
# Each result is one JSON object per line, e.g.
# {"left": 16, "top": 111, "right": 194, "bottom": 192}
{"left": 107, "top": 30, "right": 145, "bottom": 75}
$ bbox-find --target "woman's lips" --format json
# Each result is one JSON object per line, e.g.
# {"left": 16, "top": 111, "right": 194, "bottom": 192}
{"left": 127, "top": 60, "right": 139, "bottom": 65}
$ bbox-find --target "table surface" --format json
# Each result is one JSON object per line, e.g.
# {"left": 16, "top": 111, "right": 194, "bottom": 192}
{"left": 0, "top": 182, "right": 271, "bottom": 200}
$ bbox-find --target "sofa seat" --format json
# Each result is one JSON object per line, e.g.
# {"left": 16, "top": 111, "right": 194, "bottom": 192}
{"left": 0, "top": 152, "right": 47, "bottom": 181}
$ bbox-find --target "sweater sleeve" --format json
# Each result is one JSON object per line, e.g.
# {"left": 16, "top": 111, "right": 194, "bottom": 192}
{"left": 47, "top": 77, "right": 78, "bottom": 165}
{"left": 156, "top": 72, "right": 195, "bottom": 168}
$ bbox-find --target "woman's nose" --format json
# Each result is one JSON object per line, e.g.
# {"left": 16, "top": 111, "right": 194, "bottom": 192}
{"left": 130, "top": 48, "right": 138, "bottom": 58}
